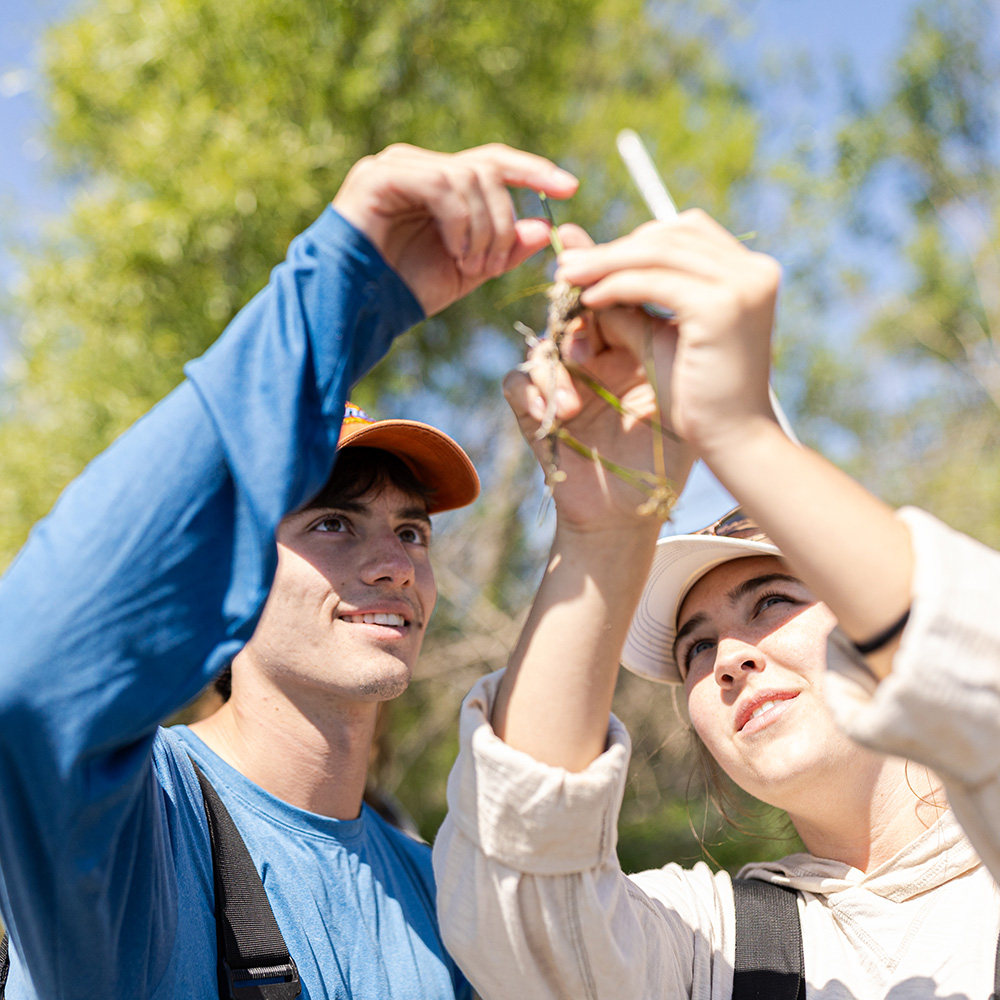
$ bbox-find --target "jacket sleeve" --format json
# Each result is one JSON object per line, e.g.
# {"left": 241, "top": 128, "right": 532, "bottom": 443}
{"left": 432, "top": 671, "right": 731, "bottom": 1000}
{"left": 0, "top": 206, "right": 423, "bottom": 997}
{"left": 824, "top": 506, "right": 1000, "bottom": 883}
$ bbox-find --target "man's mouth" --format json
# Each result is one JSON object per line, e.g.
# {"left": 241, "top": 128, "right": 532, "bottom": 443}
{"left": 339, "top": 612, "right": 408, "bottom": 627}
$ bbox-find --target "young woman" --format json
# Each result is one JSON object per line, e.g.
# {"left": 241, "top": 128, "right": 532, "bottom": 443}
{"left": 432, "top": 214, "right": 1000, "bottom": 998}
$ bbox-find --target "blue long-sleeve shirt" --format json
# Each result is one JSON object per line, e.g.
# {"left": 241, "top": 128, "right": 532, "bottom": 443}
{"left": 0, "top": 207, "right": 469, "bottom": 999}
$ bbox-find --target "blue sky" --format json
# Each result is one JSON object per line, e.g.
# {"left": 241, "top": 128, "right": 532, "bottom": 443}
{"left": 1, "top": 1, "right": 75, "bottom": 255}
{"left": 0, "top": 0, "right": 922, "bottom": 530}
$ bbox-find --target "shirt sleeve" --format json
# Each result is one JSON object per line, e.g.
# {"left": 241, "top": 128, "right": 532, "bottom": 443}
{"left": 432, "top": 670, "right": 731, "bottom": 1000}
{"left": 0, "top": 206, "right": 424, "bottom": 997}
{"left": 824, "top": 506, "right": 1000, "bottom": 883}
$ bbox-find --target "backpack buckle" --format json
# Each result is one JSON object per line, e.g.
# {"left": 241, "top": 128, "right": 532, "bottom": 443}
{"left": 224, "top": 959, "right": 301, "bottom": 999}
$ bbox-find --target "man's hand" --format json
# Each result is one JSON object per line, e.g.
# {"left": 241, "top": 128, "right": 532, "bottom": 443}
{"left": 332, "top": 143, "right": 578, "bottom": 317}
{"left": 504, "top": 227, "right": 694, "bottom": 535}
{"left": 555, "top": 210, "right": 781, "bottom": 461}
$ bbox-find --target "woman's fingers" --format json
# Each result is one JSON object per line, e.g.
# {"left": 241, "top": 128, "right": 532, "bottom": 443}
{"left": 557, "top": 211, "right": 748, "bottom": 289}
{"left": 502, "top": 366, "right": 569, "bottom": 444}
{"left": 556, "top": 223, "right": 596, "bottom": 251}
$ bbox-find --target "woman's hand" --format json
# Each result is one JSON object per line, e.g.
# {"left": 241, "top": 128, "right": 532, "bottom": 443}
{"left": 555, "top": 210, "right": 781, "bottom": 461}
{"left": 503, "top": 226, "right": 695, "bottom": 535}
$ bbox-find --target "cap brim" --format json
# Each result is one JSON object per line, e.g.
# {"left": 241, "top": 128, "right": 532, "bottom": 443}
{"left": 338, "top": 419, "right": 480, "bottom": 515}
{"left": 622, "top": 534, "right": 782, "bottom": 684}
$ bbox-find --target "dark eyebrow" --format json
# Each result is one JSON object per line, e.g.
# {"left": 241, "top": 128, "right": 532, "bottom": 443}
{"left": 397, "top": 505, "right": 433, "bottom": 530}
{"left": 726, "top": 572, "right": 802, "bottom": 605}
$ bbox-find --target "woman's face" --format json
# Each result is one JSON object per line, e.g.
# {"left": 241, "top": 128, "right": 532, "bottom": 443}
{"left": 677, "top": 555, "right": 860, "bottom": 810}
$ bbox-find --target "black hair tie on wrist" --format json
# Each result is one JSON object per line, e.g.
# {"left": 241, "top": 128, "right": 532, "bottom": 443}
{"left": 853, "top": 608, "right": 911, "bottom": 656}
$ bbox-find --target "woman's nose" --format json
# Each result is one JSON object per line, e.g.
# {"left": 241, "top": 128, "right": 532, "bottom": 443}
{"left": 713, "top": 638, "right": 765, "bottom": 687}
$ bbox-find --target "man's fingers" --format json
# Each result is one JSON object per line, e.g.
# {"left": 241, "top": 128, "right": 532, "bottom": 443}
{"left": 487, "top": 220, "right": 598, "bottom": 284}
{"left": 502, "top": 363, "right": 582, "bottom": 444}
{"left": 458, "top": 147, "right": 577, "bottom": 276}
{"left": 382, "top": 152, "right": 571, "bottom": 278}
{"left": 558, "top": 312, "right": 604, "bottom": 366}
{"left": 503, "top": 343, "right": 586, "bottom": 444}
{"left": 475, "top": 166, "right": 519, "bottom": 278}
{"left": 400, "top": 158, "right": 503, "bottom": 270}
{"left": 453, "top": 145, "right": 577, "bottom": 277}
{"left": 459, "top": 143, "right": 579, "bottom": 200}
{"left": 332, "top": 142, "right": 580, "bottom": 313}
{"left": 451, "top": 168, "right": 495, "bottom": 277}
{"left": 522, "top": 343, "right": 583, "bottom": 421}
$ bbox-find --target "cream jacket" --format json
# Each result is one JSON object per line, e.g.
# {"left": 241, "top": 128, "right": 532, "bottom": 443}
{"left": 433, "top": 508, "right": 1000, "bottom": 1000}
{"left": 827, "top": 506, "right": 1000, "bottom": 884}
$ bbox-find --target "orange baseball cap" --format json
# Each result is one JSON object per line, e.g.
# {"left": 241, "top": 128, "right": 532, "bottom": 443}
{"left": 337, "top": 402, "right": 480, "bottom": 514}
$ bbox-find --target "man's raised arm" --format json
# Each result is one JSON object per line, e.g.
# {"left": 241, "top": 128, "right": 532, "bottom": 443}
{"left": 0, "top": 143, "right": 575, "bottom": 998}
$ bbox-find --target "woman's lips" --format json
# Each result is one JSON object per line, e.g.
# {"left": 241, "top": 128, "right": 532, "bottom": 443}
{"left": 736, "top": 691, "right": 798, "bottom": 734}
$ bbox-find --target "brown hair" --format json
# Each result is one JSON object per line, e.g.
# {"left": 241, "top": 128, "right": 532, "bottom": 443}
{"left": 305, "top": 446, "right": 433, "bottom": 514}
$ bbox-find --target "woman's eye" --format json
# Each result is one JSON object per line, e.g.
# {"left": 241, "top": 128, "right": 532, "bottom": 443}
{"left": 758, "top": 593, "right": 788, "bottom": 611}
{"left": 685, "top": 638, "right": 715, "bottom": 667}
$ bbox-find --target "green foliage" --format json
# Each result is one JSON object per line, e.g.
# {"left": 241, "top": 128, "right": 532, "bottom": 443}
{"left": 0, "top": 0, "right": 761, "bottom": 564}
{"left": 618, "top": 799, "right": 801, "bottom": 875}
{"left": 813, "top": 0, "right": 1000, "bottom": 542}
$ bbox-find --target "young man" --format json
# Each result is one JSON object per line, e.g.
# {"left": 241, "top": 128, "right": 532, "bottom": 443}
{"left": 0, "top": 143, "right": 578, "bottom": 999}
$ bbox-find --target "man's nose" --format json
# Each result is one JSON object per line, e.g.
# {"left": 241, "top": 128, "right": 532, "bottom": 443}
{"left": 360, "top": 532, "right": 415, "bottom": 587}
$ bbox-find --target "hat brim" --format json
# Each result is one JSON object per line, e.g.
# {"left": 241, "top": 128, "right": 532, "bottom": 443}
{"left": 622, "top": 534, "right": 782, "bottom": 684}
{"left": 338, "top": 419, "right": 480, "bottom": 515}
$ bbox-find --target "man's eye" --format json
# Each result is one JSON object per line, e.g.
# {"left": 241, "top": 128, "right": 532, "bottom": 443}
{"left": 314, "top": 516, "right": 348, "bottom": 533}
{"left": 398, "top": 525, "right": 429, "bottom": 545}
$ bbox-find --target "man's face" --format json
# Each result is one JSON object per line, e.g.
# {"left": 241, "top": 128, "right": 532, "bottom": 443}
{"left": 240, "top": 481, "right": 437, "bottom": 703}
{"left": 676, "top": 555, "right": 863, "bottom": 810}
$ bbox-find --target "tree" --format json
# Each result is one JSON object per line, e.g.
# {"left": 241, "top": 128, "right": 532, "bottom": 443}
{"left": 810, "top": 0, "right": 1000, "bottom": 546}
{"left": 0, "top": 0, "right": 762, "bottom": 561}
{"left": 0, "top": 0, "right": 789, "bottom": 867}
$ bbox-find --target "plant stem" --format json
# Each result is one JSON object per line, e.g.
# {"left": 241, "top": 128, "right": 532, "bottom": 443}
{"left": 554, "top": 427, "right": 677, "bottom": 497}
{"left": 538, "top": 192, "right": 564, "bottom": 255}
{"left": 562, "top": 361, "right": 680, "bottom": 443}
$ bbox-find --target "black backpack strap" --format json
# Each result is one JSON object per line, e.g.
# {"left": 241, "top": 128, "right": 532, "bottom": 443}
{"left": 0, "top": 929, "right": 8, "bottom": 997}
{"left": 731, "top": 877, "right": 805, "bottom": 1000}
{"left": 192, "top": 762, "right": 301, "bottom": 1000}
{"left": 992, "top": 928, "right": 1000, "bottom": 1000}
